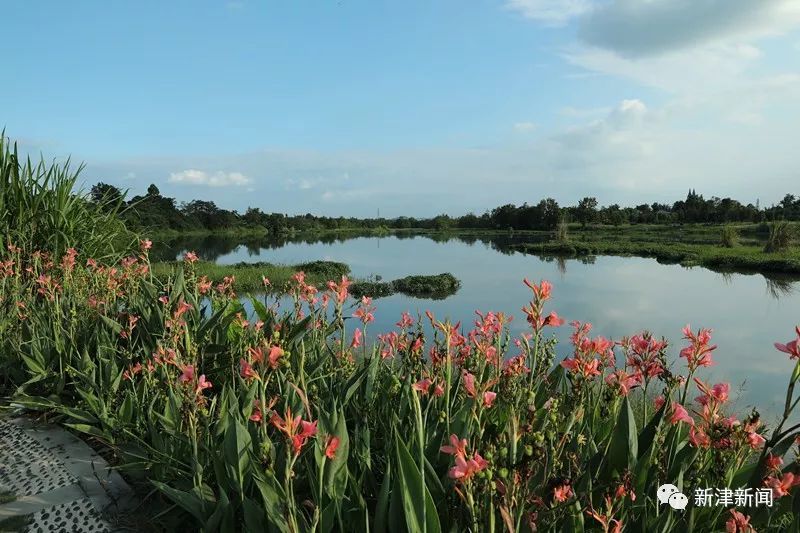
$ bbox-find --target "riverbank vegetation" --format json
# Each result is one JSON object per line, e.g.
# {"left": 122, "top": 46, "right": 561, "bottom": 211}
{"left": 3, "top": 244, "right": 800, "bottom": 531}
{"left": 93, "top": 178, "right": 800, "bottom": 236}
{"left": 350, "top": 273, "right": 461, "bottom": 300}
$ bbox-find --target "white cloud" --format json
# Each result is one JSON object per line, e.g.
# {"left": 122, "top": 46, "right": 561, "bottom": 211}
{"left": 505, "top": 0, "right": 595, "bottom": 25}
{"left": 514, "top": 121, "right": 536, "bottom": 132}
{"left": 168, "top": 169, "right": 251, "bottom": 187}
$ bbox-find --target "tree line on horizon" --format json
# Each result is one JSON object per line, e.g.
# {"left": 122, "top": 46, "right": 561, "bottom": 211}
{"left": 91, "top": 182, "right": 800, "bottom": 234}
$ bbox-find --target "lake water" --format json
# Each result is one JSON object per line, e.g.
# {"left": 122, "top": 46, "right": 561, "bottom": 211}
{"left": 162, "top": 233, "right": 800, "bottom": 421}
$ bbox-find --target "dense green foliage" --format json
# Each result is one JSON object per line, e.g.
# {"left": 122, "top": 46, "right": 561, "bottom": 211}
{"left": 351, "top": 273, "right": 461, "bottom": 299}
{"left": 3, "top": 249, "right": 800, "bottom": 532}
{"left": 1, "top": 134, "right": 135, "bottom": 260}
{"left": 95, "top": 180, "right": 800, "bottom": 235}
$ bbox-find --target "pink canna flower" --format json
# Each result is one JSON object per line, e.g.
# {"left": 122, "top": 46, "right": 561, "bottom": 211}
{"left": 680, "top": 325, "right": 717, "bottom": 370}
{"left": 542, "top": 311, "right": 565, "bottom": 327}
{"left": 725, "top": 509, "right": 753, "bottom": 533}
{"left": 668, "top": 402, "right": 694, "bottom": 426}
{"left": 196, "top": 375, "right": 212, "bottom": 394}
{"left": 140, "top": 239, "right": 152, "bottom": 251}
{"left": 183, "top": 251, "right": 199, "bottom": 263}
{"left": 179, "top": 365, "right": 195, "bottom": 383}
{"left": 350, "top": 328, "right": 363, "bottom": 348}
{"left": 448, "top": 452, "right": 488, "bottom": 482}
{"left": 523, "top": 278, "right": 552, "bottom": 302}
{"left": 433, "top": 383, "right": 445, "bottom": 397}
{"left": 694, "top": 379, "right": 730, "bottom": 406}
{"left": 413, "top": 378, "right": 433, "bottom": 395}
{"left": 268, "top": 346, "right": 284, "bottom": 369}
{"left": 462, "top": 371, "right": 477, "bottom": 398}
{"left": 240, "top": 358, "right": 258, "bottom": 381}
{"left": 689, "top": 426, "right": 711, "bottom": 448}
{"left": 396, "top": 312, "right": 414, "bottom": 328}
{"left": 765, "top": 472, "right": 800, "bottom": 498}
{"left": 746, "top": 431, "right": 766, "bottom": 449}
{"left": 483, "top": 391, "right": 497, "bottom": 408}
{"left": 653, "top": 395, "right": 666, "bottom": 411}
{"left": 249, "top": 403, "right": 263, "bottom": 424}
{"left": 765, "top": 453, "right": 784, "bottom": 472}
{"left": 440, "top": 434, "right": 468, "bottom": 458}
{"left": 553, "top": 483, "right": 574, "bottom": 503}
{"left": 774, "top": 330, "right": 800, "bottom": 359}
{"left": 605, "top": 369, "right": 642, "bottom": 396}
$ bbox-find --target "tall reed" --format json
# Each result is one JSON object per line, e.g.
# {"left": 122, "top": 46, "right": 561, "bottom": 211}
{"left": 0, "top": 132, "right": 135, "bottom": 260}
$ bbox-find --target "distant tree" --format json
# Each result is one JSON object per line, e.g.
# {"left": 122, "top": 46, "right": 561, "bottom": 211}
{"left": 90, "top": 182, "right": 123, "bottom": 204}
{"left": 147, "top": 184, "right": 161, "bottom": 197}
{"left": 538, "top": 198, "right": 561, "bottom": 229}
{"left": 575, "top": 197, "right": 598, "bottom": 227}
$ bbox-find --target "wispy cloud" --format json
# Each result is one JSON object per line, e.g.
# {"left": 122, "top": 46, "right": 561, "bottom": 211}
{"left": 514, "top": 121, "right": 537, "bottom": 132}
{"left": 168, "top": 169, "right": 251, "bottom": 187}
{"left": 506, "top": 0, "right": 595, "bottom": 25}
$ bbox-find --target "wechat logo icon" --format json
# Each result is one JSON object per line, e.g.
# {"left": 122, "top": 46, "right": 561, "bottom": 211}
{"left": 657, "top": 484, "right": 688, "bottom": 510}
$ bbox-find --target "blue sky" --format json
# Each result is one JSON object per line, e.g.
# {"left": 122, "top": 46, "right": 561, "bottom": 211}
{"left": 4, "top": 1, "right": 799, "bottom": 216}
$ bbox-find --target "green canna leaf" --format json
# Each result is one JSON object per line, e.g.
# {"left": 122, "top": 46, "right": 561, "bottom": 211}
{"left": 394, "top": 433, "right": 442, "bottom": 533}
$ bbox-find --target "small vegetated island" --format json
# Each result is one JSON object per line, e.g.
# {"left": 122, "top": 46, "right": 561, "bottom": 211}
{"left": 3, "top": 134, "right": 800, "bottom": 532}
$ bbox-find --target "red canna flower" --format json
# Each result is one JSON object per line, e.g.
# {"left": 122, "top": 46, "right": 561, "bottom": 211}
{"left": 654, "top": 395, "right": 666, "bottom": 411}
{"left": 325, "top": 435, "right": 340, "bottom": 459}
{"left": 271, "top": 408, "right": 318, "bottom": 455}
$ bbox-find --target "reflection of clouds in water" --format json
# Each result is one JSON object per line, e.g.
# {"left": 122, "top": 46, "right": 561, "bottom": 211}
{"left": 214, "top": 235, "right": 800, "bottom": 416}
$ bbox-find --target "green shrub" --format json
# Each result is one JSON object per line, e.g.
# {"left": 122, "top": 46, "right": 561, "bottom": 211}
{"left": 720, "top": 225, "right": 739, "bottom": 247}
{"left": 764, "top": 221, "right": 793, "bottom": 253}
{"left": 555, "top": 218, "right": 569, "bottom": 243}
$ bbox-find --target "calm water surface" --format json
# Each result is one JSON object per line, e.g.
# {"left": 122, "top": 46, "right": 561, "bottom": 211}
{"left": 168, "top": 235, "right": 800, "bottom": 420}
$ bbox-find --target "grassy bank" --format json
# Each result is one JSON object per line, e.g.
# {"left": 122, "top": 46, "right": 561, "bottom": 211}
{"left": 151, "top": 260, "right": 351, "bottom": 293}
{"left": 152, "top": 260, "right": 462, "bottom": 298}
{"left": 512, "top": 240, "right": 800, "bottom": 274}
